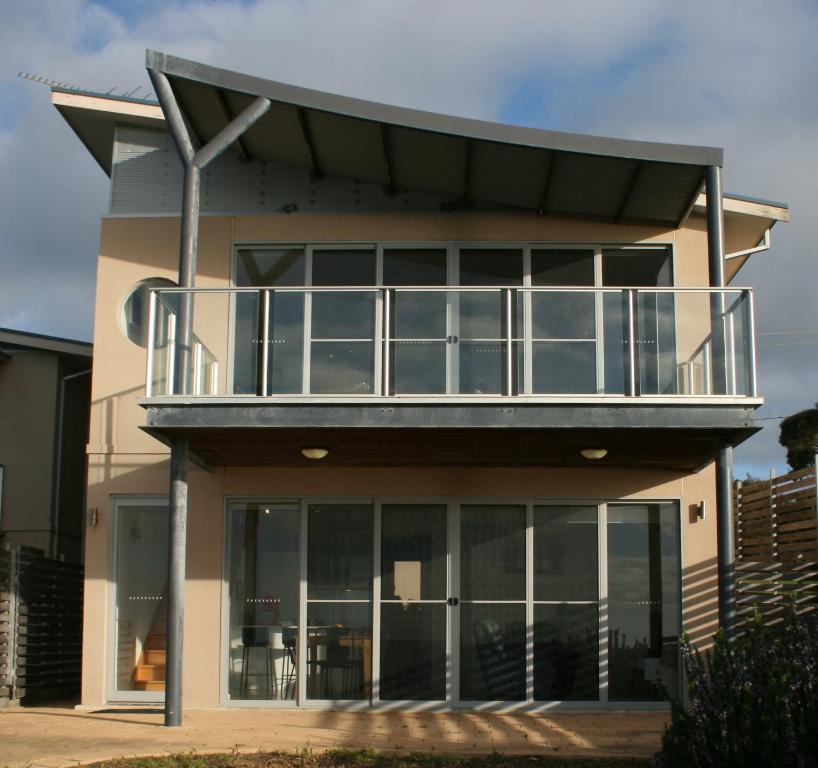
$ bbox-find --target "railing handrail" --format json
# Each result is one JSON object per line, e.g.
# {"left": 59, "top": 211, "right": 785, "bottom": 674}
{"left": 149, "top": 285, "right": 754, "bottom": 295}
{"left": 146, "top": 284, "right": 757, "bottom": 399}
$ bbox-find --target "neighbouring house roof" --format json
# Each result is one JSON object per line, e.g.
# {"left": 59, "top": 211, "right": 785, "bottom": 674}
{"left": 0, "top": 327, "right": 93, "bottom": 359}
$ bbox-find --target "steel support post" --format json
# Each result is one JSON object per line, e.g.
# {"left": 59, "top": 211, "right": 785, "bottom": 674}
{"left": 706, "top": 165, "right": 728, "bottom": 395}
{"left": 148, "top": 69, "right": 271, "bottom": 396}
{"left": 707, "top": 164, "right": 736, "bottom": 638}
{"left": 716, "top": 444, "right": 736, "bottom": 637}
{"left": 147, "top": 66, "right": 271, "bottom": 727}
{"left": 165, "top": 435, "right": 189, "bottom": 727}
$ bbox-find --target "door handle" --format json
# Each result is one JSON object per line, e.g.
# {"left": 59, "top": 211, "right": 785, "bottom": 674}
{"left": 447, "top": 597, "right": 459, "bottom": 607}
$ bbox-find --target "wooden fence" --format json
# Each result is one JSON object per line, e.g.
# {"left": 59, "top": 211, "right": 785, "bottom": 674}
{"left": 0, "top": 545, "right": 83, "bottom": 705}
{"left": 734, "top": 465, "right": 818, "bottom": 562}
{"left": 733, "top": 465, "right": 818, "bottom": 629}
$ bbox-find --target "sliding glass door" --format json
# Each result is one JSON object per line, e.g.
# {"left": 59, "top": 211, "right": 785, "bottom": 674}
{"left": 222, "top": 497, "right": 680, "bottom": 707}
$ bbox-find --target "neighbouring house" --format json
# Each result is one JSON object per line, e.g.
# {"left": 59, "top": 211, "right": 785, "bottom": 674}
{"left": 0, "top": 328, "right": 92, "bottom": 564}
{"left": 48, "top": 50, "right": 789, "bottom": 721}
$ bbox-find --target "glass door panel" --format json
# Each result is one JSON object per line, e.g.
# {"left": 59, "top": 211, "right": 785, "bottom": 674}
{"left": 310, "top": 248, "right": 377, "bottom": 395}
{"left": 607, "top": 503, "right": 681, "bottom": 702}
{"left": 233, "top": 247, "right": 306, "bottom": 395}
{"left": 113, "top": 501, "right": 168, "bottom": 699}
{"left": 306, "top": 503, "right": 373, "bottom": 700}
{"left": 226, "top": 502, "right": 300, "bottom": 701}
{"left": 533, "top": 505, "right": 599, "bottom": 701}
{"left": 530, "top": 249, "right": 597, "bottom": 394}
{"left": 457, "top": 249, "right": 523, "bottom": 395}
{"left": 384, "top": 248, "right": 449, "bottom": 395}
{"left": 459, "top": 504, "right": 526, "bottom": 701}
{"left": 379, "top": 504, "right": 448, "bottom": 701}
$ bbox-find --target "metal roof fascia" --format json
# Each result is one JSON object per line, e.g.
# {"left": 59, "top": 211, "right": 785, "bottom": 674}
{"left": 146, "top": 50, "right": 723, "bottom": 168}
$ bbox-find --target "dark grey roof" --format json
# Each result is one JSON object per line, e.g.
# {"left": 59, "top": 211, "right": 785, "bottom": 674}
{"left": 146, "top": 50, "right": 723, "bottom": 227}
{"left": 0, "top": 327, "right": 92, "bottom": 358}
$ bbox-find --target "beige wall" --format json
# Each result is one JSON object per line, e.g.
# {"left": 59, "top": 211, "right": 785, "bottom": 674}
{"left": 83, "top": 211, "right": 720, "bottom": 707}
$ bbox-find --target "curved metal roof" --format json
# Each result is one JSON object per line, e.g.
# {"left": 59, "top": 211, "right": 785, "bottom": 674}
{"left": 145, "top": 50, "right": 721, "bottom": 226}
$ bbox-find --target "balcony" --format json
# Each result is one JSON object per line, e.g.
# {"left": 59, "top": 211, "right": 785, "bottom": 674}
{"left": 145, "top": 286, "right": 757, "bottom": 402}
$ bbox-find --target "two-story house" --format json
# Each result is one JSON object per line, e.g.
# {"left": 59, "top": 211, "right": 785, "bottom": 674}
{"left": 50, "top": 51, "right": 787, "bottom": 724}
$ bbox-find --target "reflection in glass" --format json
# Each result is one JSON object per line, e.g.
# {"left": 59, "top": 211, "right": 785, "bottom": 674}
{"left": 460, "top": 505, "right": 526, "bottom": 601}
{"left": 310, "top": 341, "right": 374, "bottom": 394}
{"left": 306, "top": 603, "right": 372, "bottom": 700}
{"left": 267, "top": 292, "right": 304, "bottom": 393}
{"left": 234, "top": 248, "right": 306, "bottom": 396}
{"left": 390, "top": 291, "right": 447, "bottom": 394}
{"left": 460, "top": 604, "right": 525, "bottom": 701}
{"left": 531, "top": 249, "right": 595, "bottom": 287}
{"left": 232, "top": 292, "right": 261, "bottom": 394}
{"left": 383, "top": 248, "right": 447, "bottom": 286}
{"left": 602, "top": 292, "right": 628, "bottom": 395}
{"left": 608, "top": 503, "right": 680, "bottom": 702}
{"left": 534, "top": 506, "right": 598, "bottom": 601}
{"left": 115, "top": 504, "right": 168, "bottom": 694}
{"left": 380, "top": 604, "right": 446, "bottom": 701}
{"left": 226, "top": 503, "right": 300, "bottom": 701}
{"left": 532, "top": 292, "right": 595, "bottom": 339}
{"left": 533, "top": 506, "right": 599, "bottom": 701}
{"left": 380, "top": 504, "right": 447, "bottom": 701}
{"left": 534, "top": 604, "right": 598, "bottom": 701}
{"left": 307, "top": 504, "right": 373, "bottom": 700}
{"left": 391, "top": 341, "right": 446, "bottom": 394}
{"left": 532, "top": 341, "right": 596, "bottom": 394}
{"left": 308, "top": 505, "right": 373, "bottom": 600}
{"left": 381, "top": 505, "right": 447, "bottom": 601}
{"left": 312, "top": 249, "right": 376, "bottom": 286}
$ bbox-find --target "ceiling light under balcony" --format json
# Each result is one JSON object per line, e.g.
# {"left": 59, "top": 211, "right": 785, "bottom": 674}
{"left": 301, "top": 447, "right": 329, "bottom": 460}
{"left": 580, "top": 448, "right": 608, "bottom": 460}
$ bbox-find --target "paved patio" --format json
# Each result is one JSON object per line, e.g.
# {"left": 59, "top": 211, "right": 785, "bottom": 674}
{"left": 0, "top": 705, "right": 668, "bottom": 767}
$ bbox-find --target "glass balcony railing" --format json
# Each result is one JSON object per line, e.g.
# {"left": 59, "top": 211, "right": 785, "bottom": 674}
{"left": 145, "top": 286, "right": 757, "bottom": 400}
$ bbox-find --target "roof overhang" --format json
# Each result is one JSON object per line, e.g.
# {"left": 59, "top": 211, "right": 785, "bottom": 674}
{"left": 143, "top": 49, "right": 723, "bottom": 227}
{"left": 692, "top": 192, "right": 790, "bottom": 282}
{"left": 52, "top": 89, "right": 164, "bottom": 174}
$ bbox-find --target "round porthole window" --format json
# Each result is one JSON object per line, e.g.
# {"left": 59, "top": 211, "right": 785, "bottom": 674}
{"left": 120, "top": 277, "right": 177, "bottom": 348}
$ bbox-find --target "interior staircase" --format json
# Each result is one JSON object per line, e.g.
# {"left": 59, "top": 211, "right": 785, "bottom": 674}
{"left": 133, "top": 616, "right": 166, "bottom": 692}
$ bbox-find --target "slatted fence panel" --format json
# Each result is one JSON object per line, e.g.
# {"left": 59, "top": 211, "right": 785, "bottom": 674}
{"left": 735, "top": 560, "right": 818, "bottom": 631}
{"left": 734, "top": 465, "right": 818, "bottom": 562}
{"left": 0, "top": 545, "right": 83, "bottom": 705}
{"left": 0, "top": 548, "right": 13, "bottom": 702}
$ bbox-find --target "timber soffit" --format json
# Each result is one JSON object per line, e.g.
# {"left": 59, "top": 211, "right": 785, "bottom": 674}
{"left": 144, "top": 49, "right": 722, "bottom": 226}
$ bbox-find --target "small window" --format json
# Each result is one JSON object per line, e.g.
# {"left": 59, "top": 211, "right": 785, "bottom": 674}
{"left": 121, "top": 277, "right": 177, "bottom": 348}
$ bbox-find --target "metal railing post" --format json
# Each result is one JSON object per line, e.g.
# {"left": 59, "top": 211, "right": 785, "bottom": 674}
{"left": 146, "top": 290, "right": 157, "bottom": 398}
{"left": 262, "top": 289, "right": 270, "bottom": 397}
{"left": 193, "top": 342, "right": 203, "bottom": 396}
{"left": 383, "top": 288, "right": 391, "bottom": 397}
{"left": 627, "top": 289, "right": 638, "bottom": 396}
{"left": 505, "top": 288, "right": 513, "bottom": 396}
{"left": 747, "top": 290, "right": 758, "bottom": 397}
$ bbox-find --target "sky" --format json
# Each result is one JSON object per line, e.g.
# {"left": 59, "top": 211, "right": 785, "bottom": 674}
{"left": 0, "top": 0, "right": 816, "bottom": 477}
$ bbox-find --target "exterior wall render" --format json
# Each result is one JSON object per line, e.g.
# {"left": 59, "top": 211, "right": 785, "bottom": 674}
{"left": 83, "top": 212, "right": 719, "bottom": 708}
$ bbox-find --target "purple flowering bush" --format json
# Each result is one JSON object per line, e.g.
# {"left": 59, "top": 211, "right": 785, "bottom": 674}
{"left": 654, "top": 608, "right": 818, "bottom": 768}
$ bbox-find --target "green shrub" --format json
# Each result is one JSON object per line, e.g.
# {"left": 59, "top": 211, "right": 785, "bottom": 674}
{"left": 654, "top": 608, "right": 818, "bottom": 767}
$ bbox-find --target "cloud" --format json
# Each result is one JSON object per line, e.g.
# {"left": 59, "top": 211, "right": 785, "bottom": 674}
{"left": 1, "top": 0, "right": 816, "bottom": 471}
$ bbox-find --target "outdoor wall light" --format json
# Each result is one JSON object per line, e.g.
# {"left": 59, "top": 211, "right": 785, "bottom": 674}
{"left": 301, "top": 447, "right": 329, "bottom": 460}
{"left": 580, "top": 448, "right": 608, "bottom": 460}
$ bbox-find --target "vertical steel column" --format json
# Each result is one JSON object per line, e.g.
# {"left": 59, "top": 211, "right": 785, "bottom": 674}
{"left": 706, "top": 166, "right": 728, "bottom": 395}
{"left": 165, "top": 435, "right": 189, "bottom": 727}
{"left": 174, "top": 164, "right": 201, "bottom": 394}
{"left": 716, "top": 445, "right": 736, "bottom": 635}
{"left": 707, "top": 164, "right": 736, "bottom": 638}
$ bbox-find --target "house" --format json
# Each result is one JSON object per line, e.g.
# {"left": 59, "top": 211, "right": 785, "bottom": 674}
{"left": 49, "top": 51, "right": 788, "bottom": 724}
{"left": 0, "top": 328, "right": 91, "bottom": 564}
